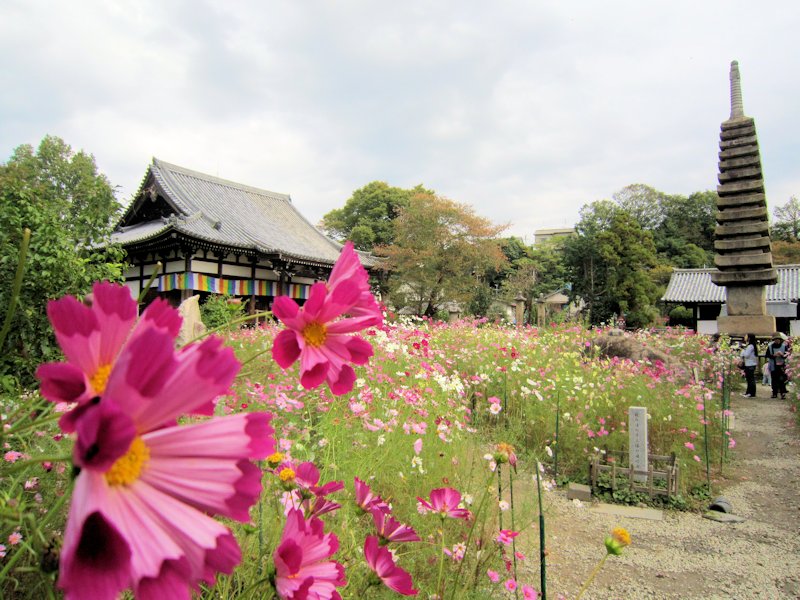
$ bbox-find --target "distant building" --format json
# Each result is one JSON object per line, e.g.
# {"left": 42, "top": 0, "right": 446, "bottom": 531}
{"left": 533, "top": 227, "right": 575, "bottom": 245}
{"left": 111, "top": 158, "right": 380, "bottom": 310}
{"left": 662, "top": 265, "right": 799, "bottom": 335}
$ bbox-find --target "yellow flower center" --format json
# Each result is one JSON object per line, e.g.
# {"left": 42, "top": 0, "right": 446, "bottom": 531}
{"left": 301, "top": 322, "right": 327, "bottom": 348}
{"left": 267, "top": 452, "right": 285, "bottom": 465}
{"left": 105, "top": 437, "right": 150, "bottom": 486}
{"left": 279, "top": 467, "right": 296, "bottom": 483}
{"left": 611, "top": 527, "right": 631, "bottom": 546}
{"left": 90, "top": 364, "right": 113, "bottom": 394}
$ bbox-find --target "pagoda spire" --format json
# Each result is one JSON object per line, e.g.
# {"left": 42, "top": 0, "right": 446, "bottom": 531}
{"left": 712, "top": 61, "right": 777, "bottom": 335}
{"left": 729, "top": 60, "right": 744, "bottom": 119}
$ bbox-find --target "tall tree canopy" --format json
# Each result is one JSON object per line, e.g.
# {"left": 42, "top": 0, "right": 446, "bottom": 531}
{"left": 380, "top": 192, "right": 507, "bottom": 317}
{"left": 320, "top": 181, "right": 430, "bottom": 251}
{"left": 772, "top": 195, "right": 800, "bottom": 242}
{"left": 564, "top": 202, "right": 659, "bottom": 327}
{"left": 0, "top": 136, "right": 124, "bottom": 384}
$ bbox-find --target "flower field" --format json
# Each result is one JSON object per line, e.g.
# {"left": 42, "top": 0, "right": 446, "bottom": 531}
{"left": 0, "top": 292, "right": 735, "bottom": 598}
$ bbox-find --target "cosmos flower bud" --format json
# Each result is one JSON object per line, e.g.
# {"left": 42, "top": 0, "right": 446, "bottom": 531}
{"left": 604, "top": 527, "right": 631, "bottom": 556}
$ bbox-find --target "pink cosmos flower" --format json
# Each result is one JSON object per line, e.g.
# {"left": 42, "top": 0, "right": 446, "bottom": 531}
{"left": 487, "top": 569, "right": 500, "bottom": 582}
{"left": 416, "top": 488, "right": 471, "bottom": 520}
{"left": 354, "top": 477, "right": 390, "bottom": 514}
{"left": 36, "top": 282, "right": 182, "bottom": 430}
{"left": 0, "top": 544, "right": 6, "bottom": 558}
{"left": 496, "top": 529, "right": 519, "bottom": 546}
{"left": 522, "top": 584, "right": 538, "bottom": 599}
{"left": 326, "top": 241, "right": 382, "bottom": 323}
{"left": 41, "top": 284, "right": 275, "bottom": 600}
{"left": 274, "top": 509, "right": 346, "bottom": 600}
{"left": 505, "top": 579, "right": 518, "bottom": 592}
{"left": 272, "top": 281, "right": 379, "bottom": 396}
{"left": 8, "top": 532, "right": 22, "bottom": 545}
{"left": 371, "top": 508, "right": 421, "bottom": 543}
{"left": 279, "top": 463, "right": 343, "bottom": 518}
{"left": 363, "top": 535, "right": 418, "bottom": 596}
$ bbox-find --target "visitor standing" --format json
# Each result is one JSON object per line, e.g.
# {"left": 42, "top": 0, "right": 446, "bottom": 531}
{"left": 765, "top": 333, "right": 789, "bottom": 399}
{"left": 740, "top": 333, "right": 758, "bottom": 398}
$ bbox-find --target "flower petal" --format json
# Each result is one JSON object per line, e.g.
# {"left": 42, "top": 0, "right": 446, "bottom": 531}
{"left": 272, "top": 329, "right": 302, "bottom": 369}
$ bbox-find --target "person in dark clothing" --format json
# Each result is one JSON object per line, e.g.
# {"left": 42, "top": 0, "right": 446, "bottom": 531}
{"left": 739, "top": 333, "right": 758, "bottom": 398}
{"left": 765, "top": 333, "right": 789, "bottom": 399}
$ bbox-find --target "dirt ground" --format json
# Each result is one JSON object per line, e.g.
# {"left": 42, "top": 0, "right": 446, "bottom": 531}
{"left": 518, "top": 381, "right": 800, "bottom": 599}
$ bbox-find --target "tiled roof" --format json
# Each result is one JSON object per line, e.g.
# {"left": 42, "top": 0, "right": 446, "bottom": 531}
{"left": 114, "top": 159, "right": 380, "bottom": 268}
{"left": 662, "top": 265, "right": 800, "bottom": 303}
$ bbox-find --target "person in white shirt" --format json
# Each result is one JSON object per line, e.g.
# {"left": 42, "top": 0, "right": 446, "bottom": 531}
{"left": 740, "top": 333, "right": 758, "bottom": 398}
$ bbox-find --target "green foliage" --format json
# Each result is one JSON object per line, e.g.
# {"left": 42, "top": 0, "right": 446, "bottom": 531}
{"left": 564, "top": 203, "right": 659, "bottom": 327}
{"left": 200, "top": 294, "right": 247, "bottom": 330}
{"left": 0, "top": 136, "right": 124, "bottom": 384}
{"left": 467, "top": 284, "right": 493, "bottom": 317}
{"left": 772, "top": 195, "right": 800, "bottom": 242}
{"left": 668, "top": 305, "right": 694, "bottom": 327}
{"left": 320, "top": 181, "right": 430, "bottom": 251}
{"left": 382, "top": 192, "right": 507, "bottom": 316}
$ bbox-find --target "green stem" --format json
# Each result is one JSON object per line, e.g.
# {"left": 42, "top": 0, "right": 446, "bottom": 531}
{"left": 536, "top": 465, "right": 547, "bottom": 600}
{"left": 497, "top": 463, "right": 503, "bottom": 531}
{"left": 702, "top": 394, "right": 711, "bottom": 494}
{"left": 5, "top": 412, "right": 62, "bottom": 437}
{"left": 5, "top": 454, "right": 72, "bottom": 475}
{"left": 137, "top": 261, "right": 163, "bottom": 303}
{"left": 448, "top": 472, "right": 495, "bottom": 600}
{"left": 437, "top": 521, "right": 447, "bottom": 597}
{"left": 575, "top": 554, "right": 609, "bottom": 600}
{"left": 554, "top": 393, "right": 560, "bottom": 481}
{"left": 0, "top": 228, "right": 31, "bottom": 354}
{"left": 509, "top": 467, "right": 518, "bottom": 600}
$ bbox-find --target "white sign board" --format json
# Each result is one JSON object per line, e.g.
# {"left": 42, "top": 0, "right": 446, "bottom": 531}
{"left": 629, "top": 407, "right": 648, "bottom": 483}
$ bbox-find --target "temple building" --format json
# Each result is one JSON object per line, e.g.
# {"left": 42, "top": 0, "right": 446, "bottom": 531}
{"left": 111, "top": 159, "right": 379, "bottom": 310}
{"left": 662, "top": 264, "right": 799, "bottom": 335}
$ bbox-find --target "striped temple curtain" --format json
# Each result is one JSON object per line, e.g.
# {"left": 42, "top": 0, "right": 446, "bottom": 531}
{"left": 158, "top": 273, "right": 310, "bottom": 299}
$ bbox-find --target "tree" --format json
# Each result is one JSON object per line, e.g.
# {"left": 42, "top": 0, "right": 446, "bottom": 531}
{"left": 772, "top": 240, "right": 800, "bottom": 264}
{"left": 772, "top": 195, "right": 800, "bottom": 242}
{"left": 500, "top": 238, "right": 568, "bottom": 323}
{"left": 0, "top": 136, "right": 124, "bottom": 384}
{"left": 380, "top": 192, "right": 507, "bottom": 317}
{"left": 612, "top": 183, "right": 669, "bottom": 230}
{"left": 564, "top": 202, "right": 659, "bottom": 327}
{"left": 320, "top": 181, "right": 430, "bottom": 251}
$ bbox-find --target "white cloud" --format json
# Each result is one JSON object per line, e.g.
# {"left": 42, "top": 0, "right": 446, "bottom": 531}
{"left": 2, "top": 0, "right": 798, "bottom": 237}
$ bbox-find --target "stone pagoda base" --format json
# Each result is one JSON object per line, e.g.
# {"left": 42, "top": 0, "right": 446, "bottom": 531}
{"left": 717, "top": 315, "right": 776, "bottom": 336}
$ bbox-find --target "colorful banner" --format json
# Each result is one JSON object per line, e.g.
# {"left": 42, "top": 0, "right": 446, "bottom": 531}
{"left": 158, "top": 273, "right": 308, "bottom": 299}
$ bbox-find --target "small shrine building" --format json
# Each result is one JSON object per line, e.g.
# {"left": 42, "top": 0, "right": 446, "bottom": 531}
{"left": 111, "top": 159, "right": 380, "bottom": 310}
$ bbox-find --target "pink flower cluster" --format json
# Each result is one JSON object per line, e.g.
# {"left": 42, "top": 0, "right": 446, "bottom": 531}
{"left": 36, "top": 282, "right": 275, "bottom": 599}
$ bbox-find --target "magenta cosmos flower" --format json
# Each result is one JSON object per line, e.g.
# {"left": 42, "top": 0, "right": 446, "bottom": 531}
{"left": 38, "top": 283, "right": 275, "bottom": 599}
{"left": 353, "top": 477, "right": 390, "bottom": 514}
{"left": 370, "top": 508, "right": 421, "bottom": 543}
{"left": 36, "top": 281, "right": 182, "bottom": 430}
{"left": 273, "top": 509, "right": 346, "bottom": 600}
{"left": 363, "top": 536, "right": 418, "bottom": 596}
{"left": 272, "top": 279, "right": 379, "bottom": 395}
{"left": 416, "top": 488, "right": 471, "bottom": 520}
{"left": 326, "top": 241, "right": 382, "bottom": 322}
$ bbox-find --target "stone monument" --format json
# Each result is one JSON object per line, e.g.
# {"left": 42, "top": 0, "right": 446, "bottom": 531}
{"left": 628, "top": 406, "right": 648, "bottom": 483}
{"left": 712, "top": 61, "right": 778, "bottom": 335}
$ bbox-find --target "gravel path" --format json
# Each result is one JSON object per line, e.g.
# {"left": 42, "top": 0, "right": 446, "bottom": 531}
{"left": 521, "top": 382, "right": 800, "bottom": 599}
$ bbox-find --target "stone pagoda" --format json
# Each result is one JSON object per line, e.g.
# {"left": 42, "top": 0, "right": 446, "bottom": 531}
{"left": 712, "top": 61, "right": 778, "bottom": 335}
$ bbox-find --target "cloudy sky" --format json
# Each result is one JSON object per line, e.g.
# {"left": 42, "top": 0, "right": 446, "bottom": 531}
{"left": 3, "top": 1, "right": 798, "bottom": 241}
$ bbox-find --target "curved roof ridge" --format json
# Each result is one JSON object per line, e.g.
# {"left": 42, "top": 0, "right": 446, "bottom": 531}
{"left": 152, "top": 158, "right": 292, "bottom": 203}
